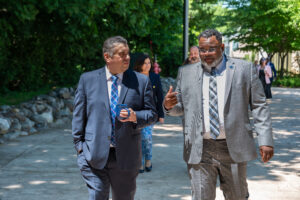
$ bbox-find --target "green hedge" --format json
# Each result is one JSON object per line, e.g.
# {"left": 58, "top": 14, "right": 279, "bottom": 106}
{"left": 273, "top": 76, "right": 300, "bottom": 88}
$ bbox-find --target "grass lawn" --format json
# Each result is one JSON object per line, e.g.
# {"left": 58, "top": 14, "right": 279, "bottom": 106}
{"left": 0, "top": 87, "right": 52, "bottom": 106}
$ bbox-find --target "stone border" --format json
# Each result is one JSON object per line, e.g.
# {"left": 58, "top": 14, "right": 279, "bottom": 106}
{"left": 0, "top": 77, "right": 176, "bottom": 143}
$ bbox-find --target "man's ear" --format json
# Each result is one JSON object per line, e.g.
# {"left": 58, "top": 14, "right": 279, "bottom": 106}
{"left": 103, "top": 52, "right": 110, "bottom": 63}
{"left": 221, "top": 43, "right": 225, "bottom": 51}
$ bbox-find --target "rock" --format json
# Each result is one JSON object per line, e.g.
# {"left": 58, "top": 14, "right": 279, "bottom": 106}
{"left": 20, "top": 108, "right": 33, "bottom": 118}
{"left": 40, "top": 111, "right": 54, "bottom": 123}
{"left": 31, "top": 114, "right": 48, "bottom": 128}
{"left": 0, "top": 117, "right": 11, "bottom": 134}
{"left": 10, "top": 118, "right": 22, "bottom": 132}
{"left": 3, "top": 131, "right": 21, "bottom": 140}
{"left": 35, "top": 101, "right": 47, "bottom": 113}
{"left": 49, "top": 90, "right": 58, "bottom": 97}
{"left": 160, "top": 76, "right": 177, "bottom": 95}
{"left": 21, "top": 117, "right": 35, "bottom": 132}
{"left": 63, "top": 99, "right": 74, "bottom": 112}
{"left": 29, "top": 127, "right": 38, "bottom": 134}
{"left": 59, "top": 107, "right": 72, "bottom": 117}
{"left": 12, "top": 108, "right": 26, "bottom": 122}
{"left": 69, "top": 87, "right": 75, "bottom": 96}
{"left": 50, "top": 117, "right": 71, "bottom": 128}
{"left": 0, "top": 105, "right": 12, "bottom": 113}
{"left": 58, "top": 88, "right": 71, "bottom": 99}
{"left": 19, "top": 131, "right": 29, "bottom": 136}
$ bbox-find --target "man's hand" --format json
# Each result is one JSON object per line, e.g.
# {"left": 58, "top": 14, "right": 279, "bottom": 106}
{"left": 159, "top": 118, "right": 164, "bottom": 124}
{"left": 259, "top": 146, "right": 274, "bottom": 163}
{"left": 119, "top": 108, "right": 137, "bottom": 123}
{"left": 163, "top": 86, "right": 178, "bottom": 110}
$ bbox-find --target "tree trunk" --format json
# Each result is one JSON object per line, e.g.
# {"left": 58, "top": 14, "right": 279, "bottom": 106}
{"left": 279, "top": 52, "right": 287, "bottom": 78}
{"left": 268, "top": 53, "right": 274, "bottom": 60}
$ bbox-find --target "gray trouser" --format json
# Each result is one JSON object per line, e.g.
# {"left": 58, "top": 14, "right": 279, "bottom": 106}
{"left": 187, "top": 139, "right": 249, "bottom": 200}
{"left": 77, "top": 148, "right": 139, "bottom": 200}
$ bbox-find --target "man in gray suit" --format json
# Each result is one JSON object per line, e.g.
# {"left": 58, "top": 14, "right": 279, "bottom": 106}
{"left": 164, "top": 29, "right": 274, "bottom": 200}
{"left": 72, "top": 36, "right": 157, "bottom": 200}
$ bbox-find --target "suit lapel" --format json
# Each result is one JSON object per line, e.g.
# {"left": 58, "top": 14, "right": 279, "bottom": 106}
{"left": 98, "top": 67, "right": 110, "bottom": 113}
{"left": 224, "top": 57, "right": 236, "bottom": 105}
{"left": 118, "top": 70, "right": 130, "bottom": 104}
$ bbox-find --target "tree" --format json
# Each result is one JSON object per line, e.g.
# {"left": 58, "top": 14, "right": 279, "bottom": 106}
{"left": 0, "top": 0, "right": 183, "bottom": 93}
{"left": 189, "top": 0, "right": 226, "bottom": 46}
{"left": 223, "top": 0, "right": 300, "bottom": 78}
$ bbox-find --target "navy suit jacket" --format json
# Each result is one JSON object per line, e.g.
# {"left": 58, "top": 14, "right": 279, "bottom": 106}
{"left": 149, "top": 72, "right": 164, "bottom": 119}
{"left": 72, "top": 67, "right": 157, "bottom": 170}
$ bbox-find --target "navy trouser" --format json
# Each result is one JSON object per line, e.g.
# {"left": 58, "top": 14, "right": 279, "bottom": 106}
{"left": 77, "top": 148, "right": 139, "bottom": 200}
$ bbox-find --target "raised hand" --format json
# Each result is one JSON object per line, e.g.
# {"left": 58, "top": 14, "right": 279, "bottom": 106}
{"left": 163, "top": 86, "right": 178, "bottom": 110}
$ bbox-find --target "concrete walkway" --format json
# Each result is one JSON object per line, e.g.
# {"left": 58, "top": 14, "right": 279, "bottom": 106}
{"left": 0, "top": 87, "right": 299, "bottom": 200}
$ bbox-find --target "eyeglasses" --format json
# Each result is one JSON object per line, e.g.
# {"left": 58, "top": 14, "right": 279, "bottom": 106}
{"left": 117, "top": 52, "right": 130, "bottom": 58}
{"left": 199, "top": 46, "right": 220, "bottom": 53}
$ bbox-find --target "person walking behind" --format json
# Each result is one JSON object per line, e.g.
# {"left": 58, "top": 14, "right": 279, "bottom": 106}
{"left": 183, "top": 46, "right": 201, "bottom": 65}
{"left": 72, "top": 36, "right": 157, "bottom": 200}
{"left": 164, "top": 29, "right": 274, "bottom": 200}
{"left": 134, "top": 54, "right": 164, "bottom": 173}
{"left": 266, "top": 57, "right": 277, "bottom": 83}
{"left": 257, "top": 58, "right": 272, "bottom": 99}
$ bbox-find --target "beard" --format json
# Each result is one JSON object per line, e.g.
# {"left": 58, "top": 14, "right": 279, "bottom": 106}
{"left": 202, "top": 55, "right": 223, "bottom": 72}
{"left": 189, "top": 56, "right": 200, "bottom": 64}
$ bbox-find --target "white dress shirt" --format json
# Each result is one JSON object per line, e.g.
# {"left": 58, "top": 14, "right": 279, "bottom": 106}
{"left": 202, "top": 57, "right": 227, "bottom": 139}
{"left": 105, "top": 66, "right": 123, "bottom": 102}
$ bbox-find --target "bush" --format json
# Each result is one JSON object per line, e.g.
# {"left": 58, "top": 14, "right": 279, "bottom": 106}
{"left": 272, "top": 76, "right": 300, "bottom": 88}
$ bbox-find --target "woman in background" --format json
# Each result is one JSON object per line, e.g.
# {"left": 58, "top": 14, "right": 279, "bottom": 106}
{"left": 257, "top": 57, "right": 272, "bottom": 99}
{"left": 133, "top": 54, "right": 164, "bottom": 173}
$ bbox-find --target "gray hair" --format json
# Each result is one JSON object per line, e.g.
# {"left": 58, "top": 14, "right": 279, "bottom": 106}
{"left": 102, "top": 36, "right": 128, "bottom": 57}
{"left": 198, "top": 29, "right": 222, "bottom": 43}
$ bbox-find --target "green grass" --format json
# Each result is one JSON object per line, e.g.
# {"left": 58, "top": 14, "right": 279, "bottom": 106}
{"left": 0, "top": 87, "right": 52, "bottom": 106}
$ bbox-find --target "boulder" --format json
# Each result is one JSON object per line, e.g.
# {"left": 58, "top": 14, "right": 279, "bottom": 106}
{"left": 0, "top": 117, "right": 11, "bottom": 134}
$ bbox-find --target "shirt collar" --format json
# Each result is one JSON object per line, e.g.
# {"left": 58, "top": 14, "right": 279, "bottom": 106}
{"left": 105, "top": 66, "right": 124, "bottom": 82}
{"left": 214, "top": 54, "right": 226, "bottom": 75}
{"left": 203, "top": 54, "right": 227, "bottom": 76}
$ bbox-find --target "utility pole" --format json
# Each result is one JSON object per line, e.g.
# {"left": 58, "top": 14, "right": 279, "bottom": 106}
{"left": 183, "top": 0, "right": 189, "bottom": 61}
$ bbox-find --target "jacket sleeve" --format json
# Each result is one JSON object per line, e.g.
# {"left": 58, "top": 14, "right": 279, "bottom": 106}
{"left": 135, "top": 76, "right": 158, "bottom": 129}
{"left": 266, "top": 65, "right": 272, "bottom": 78}
{"left": 72, "top": 75, "right": 87, "bottom": 153}
{"left": 249, "top": 64, "right": 274, "bottom": 147}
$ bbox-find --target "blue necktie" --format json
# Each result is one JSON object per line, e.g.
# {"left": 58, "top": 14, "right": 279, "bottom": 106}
{"left": 110, "top": 75, "right": 118, "bottom": 146}
{"left": 209, "top": 69, "right": 220, "bottom": 139}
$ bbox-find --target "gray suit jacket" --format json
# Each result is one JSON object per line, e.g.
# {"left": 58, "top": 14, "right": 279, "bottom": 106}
{"left": 72, "top": 67, "right": 157, "bottom": 170}
{"left": 166, "top": 56, "right": 273, "bottom": 164}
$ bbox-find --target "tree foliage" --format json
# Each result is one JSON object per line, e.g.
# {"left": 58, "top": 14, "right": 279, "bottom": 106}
{"left": 223, "top": 0, "right": 300, "bottom": 77}
{"left": 0, "top": 0, "right": 183, "bottom": 93}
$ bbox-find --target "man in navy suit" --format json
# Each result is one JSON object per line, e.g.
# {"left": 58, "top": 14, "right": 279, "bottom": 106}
{"left": 72, "top": 36, "right": 157, "bottom": 200}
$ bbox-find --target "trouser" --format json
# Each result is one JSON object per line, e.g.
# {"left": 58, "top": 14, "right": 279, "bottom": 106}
{"left": 187, "top": 139, "right": 249, "bottom": 200}
{"left": 141, "top": 125, "right": 154, "bottom": 166}
{"left": 77, "top": 148, "right": 139, "bottom": 200}
{"left": 265, "top": 83, "right": 272, "bottom": 99}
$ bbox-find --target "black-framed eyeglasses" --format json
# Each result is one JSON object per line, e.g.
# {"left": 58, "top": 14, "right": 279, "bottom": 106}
{"left": 199, "top": 46, "right": 220, "bottom": 53}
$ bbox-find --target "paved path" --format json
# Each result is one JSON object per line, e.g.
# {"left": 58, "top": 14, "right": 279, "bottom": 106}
{"left": 0, "top": 87, "right": 299, "bottom": 200}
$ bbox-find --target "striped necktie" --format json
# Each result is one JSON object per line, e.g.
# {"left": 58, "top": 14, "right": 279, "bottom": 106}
{"left": 209, "top": 68, "right": 220, "bottom": 139}
{"left": 110, "top": 75, "right": 118, "bottom": 146}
